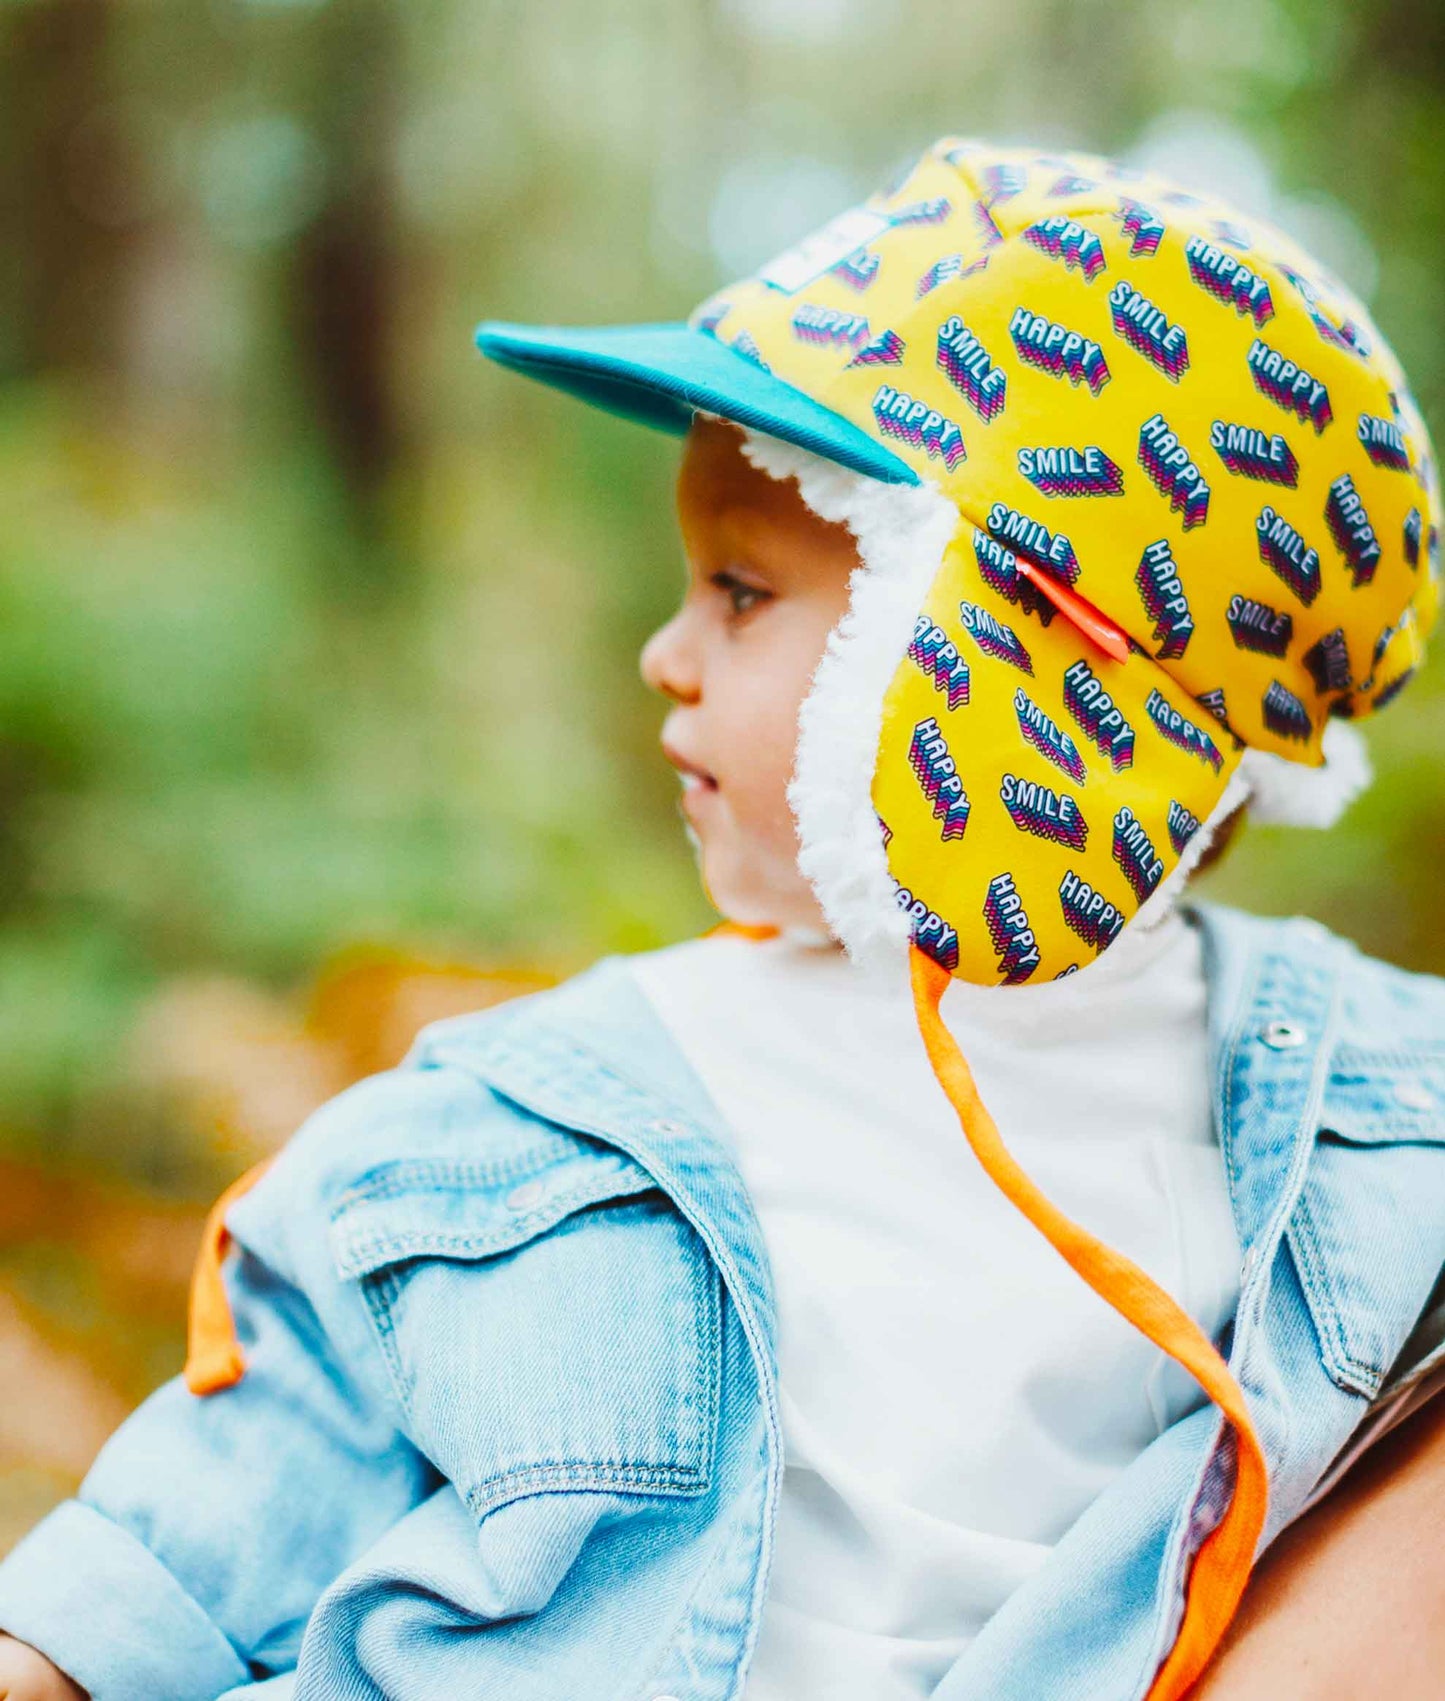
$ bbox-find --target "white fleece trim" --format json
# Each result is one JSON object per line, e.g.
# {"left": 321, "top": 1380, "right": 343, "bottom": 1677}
{"left": 1237, "top": 718, "right": 1372, "bottom": 828}
{"left": 736, "top": 426, "right": 958, "bottom": 970}
{"left": 1133, "top": 721, "right": 1369, "bottom": 930}
{"left": 730, "top": 423, "right": 1374, "bottom": 968}
{"left": 1133, "top": 766, "right": 1252, "bottom": 931}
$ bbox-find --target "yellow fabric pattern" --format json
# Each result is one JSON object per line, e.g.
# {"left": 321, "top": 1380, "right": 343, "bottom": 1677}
{"left": 874, "top": 533, "right": 1240, "bottom": 980}
{"left": 695, "top": 139, "right": 1438, "bottom": 985}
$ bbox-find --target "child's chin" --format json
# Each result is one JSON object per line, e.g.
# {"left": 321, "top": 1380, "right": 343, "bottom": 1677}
{"left": 697, "top": 852, "right": 823, "bottom": 937}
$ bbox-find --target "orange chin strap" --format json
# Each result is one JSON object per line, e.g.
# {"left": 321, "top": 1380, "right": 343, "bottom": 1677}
{"left": 184, "top": 1157, "right": 275, "bottom": 1396}
{"left": 705, "top": 919, "right": 783, "bottom": 941}
{"left": 909, "top": 943, "right": 1267, "bottom": 1700}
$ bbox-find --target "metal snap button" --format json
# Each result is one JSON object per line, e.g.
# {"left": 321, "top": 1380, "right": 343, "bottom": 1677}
{"left": 505, "top": 1178, "right": 546, "bottom": 1211}
{"left": 1394, "top": 1080, "right": 1436, "bottom": 1112}
{"left": 1259, "top": 1020, "right": 1306, "bottom": 1051}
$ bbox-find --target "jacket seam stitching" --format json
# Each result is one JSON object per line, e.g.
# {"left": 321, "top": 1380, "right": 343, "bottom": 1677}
{"left": 1286, "top": 1192, "right": 1384, "bottom": 1395}
{"left": 334, "top": 1172, "right": 661, "bottom": 1274}
{"left": 1217, "top": 944, "right": 1265, "bottom": 1212}
{"left": 362, "top": 1267, "right": 414, "bottom": 1405}
{"left": 464, "top": 1459, "right": 710, "bottom": 1520}
{"left": 331, "top": 1146, "right": 583, "bottom": 1209}
{"left": 635, "top": 1416, "right": 771, "bottom": 1701}
{"left": 689, "top": 1240, "right": 723, "bottom": 1481}
{"left": 1127, "top": 1412, "right": 1226, "bottom": 1701}
{"left": 432, "top": 1021, "right": 714, "bottom": 1148}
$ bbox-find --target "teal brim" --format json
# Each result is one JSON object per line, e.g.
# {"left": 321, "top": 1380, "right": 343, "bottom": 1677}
{"left": 474, "top": 320, "right": 920, "bottom": 486}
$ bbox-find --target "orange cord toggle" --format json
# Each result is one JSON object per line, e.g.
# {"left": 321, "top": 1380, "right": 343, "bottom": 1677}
{"left": 1013, "top": 556, "right": 1133, "bottom": 665}
{"left": 909, "top": 944, "right": 1267, "bottom": 1699}
{"left": 183, "top": 1157, "right": 276, "bottom": 1396}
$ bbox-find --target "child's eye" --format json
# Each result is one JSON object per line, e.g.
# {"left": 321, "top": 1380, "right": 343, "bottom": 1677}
{"left": 710, "top": 571, "right": 770, "bottom": 619}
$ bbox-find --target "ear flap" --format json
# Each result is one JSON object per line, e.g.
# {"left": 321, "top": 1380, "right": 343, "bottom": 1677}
{"left": 734, "top": 425, "right": 959, "bottom": 971}
{"left": 735, "top": 424, "right": 1376, "bottom": 976}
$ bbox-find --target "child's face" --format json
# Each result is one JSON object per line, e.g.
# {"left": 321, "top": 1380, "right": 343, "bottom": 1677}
{"left": 641, "top": 416, "right": 860, "bottom": 935}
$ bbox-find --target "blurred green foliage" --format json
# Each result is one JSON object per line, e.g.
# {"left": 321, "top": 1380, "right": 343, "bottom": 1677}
{"left": 0, "top": 0, "right": 1441, "bottom": 1188}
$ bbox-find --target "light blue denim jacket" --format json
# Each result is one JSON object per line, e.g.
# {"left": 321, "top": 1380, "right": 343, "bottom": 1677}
{"left": 3, "top": 902, "right": 1444, "bottom": 1701}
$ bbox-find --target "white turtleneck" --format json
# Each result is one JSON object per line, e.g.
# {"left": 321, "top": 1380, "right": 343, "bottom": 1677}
{"left": 626, "top": 909, "right": 1240, "bottom": 1701}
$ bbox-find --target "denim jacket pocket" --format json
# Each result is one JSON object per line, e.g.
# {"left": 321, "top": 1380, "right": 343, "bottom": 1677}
{"left": 1287, "top": 1050, "right": 1445, "bottom": 1399}
{"left": 328, "top": 1137, "right": 723, "bottom": 1520}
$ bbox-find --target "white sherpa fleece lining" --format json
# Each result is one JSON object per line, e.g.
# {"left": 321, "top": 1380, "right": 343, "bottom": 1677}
{"left": 730, "top": 423, "right": 1374, "bottom": 968}
{"left": 737, "top": 425, "right": 958, "bottom": 970}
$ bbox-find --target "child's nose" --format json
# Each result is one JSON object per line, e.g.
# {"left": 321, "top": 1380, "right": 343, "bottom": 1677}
{"left": 639, "top": 612, "right": 701, "bottom": 704}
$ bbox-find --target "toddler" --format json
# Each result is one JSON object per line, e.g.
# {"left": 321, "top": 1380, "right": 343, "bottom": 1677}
{"left": 1, "top": 138, "right": 1443, "bottom": 1701}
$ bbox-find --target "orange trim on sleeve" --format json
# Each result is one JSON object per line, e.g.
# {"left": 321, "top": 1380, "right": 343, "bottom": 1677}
{"left": 184, "top": 1158, "right": 276, "bottom": 1396}
{"left": 909, "top": 945, "right": 1267, "bottom": 1699}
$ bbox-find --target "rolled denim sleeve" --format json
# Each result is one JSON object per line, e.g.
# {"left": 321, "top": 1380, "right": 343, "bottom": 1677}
{"left": 0, "top": 1498, "right": 249, "bottom": 1701}
{"left": 0, "top": 1069, "right": 461, "bottom": 1700}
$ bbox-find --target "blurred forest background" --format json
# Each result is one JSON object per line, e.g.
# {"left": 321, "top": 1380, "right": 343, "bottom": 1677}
{"left": 1, "top": 0, "right": 1441, "bottom": 1549}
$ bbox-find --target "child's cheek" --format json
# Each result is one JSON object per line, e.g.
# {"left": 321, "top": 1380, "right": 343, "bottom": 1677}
{"left": 702, "top": 615, "right": 840, "bottom": 915}
{"left": 707, "top": 732, "right": 800, "bottom": 892}
{"left": 734, "top": 700, "right": 802, "bottom": 838}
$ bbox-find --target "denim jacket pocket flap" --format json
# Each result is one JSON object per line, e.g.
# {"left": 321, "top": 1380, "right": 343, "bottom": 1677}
{"left": 328, "top": 1146, "right": 723, "bottom": 1521}
{"left": 1289, "top": 1053, "right": 1445, "bottom": 1399}
{"left": 328, "top": 1144, "right": 662, "bottom": 1280}
{"left": 1317, "top": 1050, "right": 1445, "bottom": 1145}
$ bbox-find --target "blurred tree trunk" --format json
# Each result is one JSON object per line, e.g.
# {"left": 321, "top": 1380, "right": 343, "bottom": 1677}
{"left": 0, "top": 0, "right": 130, "bottom": 911}
{"left": 289, "top": 0, "right": 405, "bottom": 557}
{"left": 1366, "top": 0, "right": 1445, "bottom": 80}
{"left": 0, "top": 0, "right": 131, "bottom": 383}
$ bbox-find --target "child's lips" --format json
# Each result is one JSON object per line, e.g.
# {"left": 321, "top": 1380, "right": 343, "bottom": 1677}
{"left": 662, "top": 742, "right": 718, "bottom": 824}
{"left": 662, "top": 742, "right": 718, "bottom": 791}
